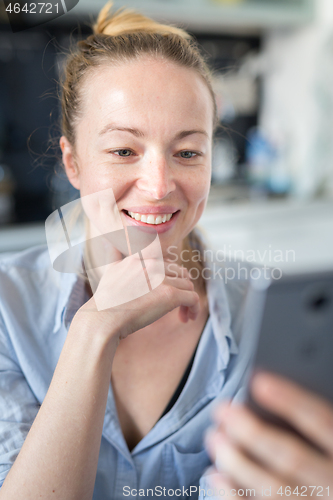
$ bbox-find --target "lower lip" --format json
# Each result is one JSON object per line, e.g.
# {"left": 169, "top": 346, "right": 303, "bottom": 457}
{"left": 122, "top": 210, "right": 180, "bottom": 234}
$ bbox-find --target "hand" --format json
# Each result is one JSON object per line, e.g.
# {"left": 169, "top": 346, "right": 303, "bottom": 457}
{"left": 76, "top": 257, "right": 200, "bottom": 342}
{"left": 205, "top": 373, "right": 333, "bottom": 499}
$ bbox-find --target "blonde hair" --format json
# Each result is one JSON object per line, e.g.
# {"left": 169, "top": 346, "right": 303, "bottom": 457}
{"left": 93, "top": 2, "right": 192, "bottom": 38}
{"left": 61, "top": 2, "right": 215, "bottom": 290}
{"left": 61, "top": 1, "right": 217, "bottom": 145}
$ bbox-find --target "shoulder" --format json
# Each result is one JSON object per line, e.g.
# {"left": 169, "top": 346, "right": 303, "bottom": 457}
{"left": 0, "top": 245, "right": 70, "bottom": 331}
{"left": 0, "top": 244, "right": 61, "bottom": 296}
{"left": 0, "top": 244, "right": 53, "bottom": 272}
{"left": 0, "top": 245, "right": 80, "bottom": 380}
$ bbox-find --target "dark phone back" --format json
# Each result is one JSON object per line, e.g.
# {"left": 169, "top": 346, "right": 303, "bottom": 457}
{"left": 244, "top": 270, "right": 333, "bottom": 430}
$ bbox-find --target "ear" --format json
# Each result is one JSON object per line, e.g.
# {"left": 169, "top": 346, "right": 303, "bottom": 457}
{"left": 60, "top": 136, "right": 81, "bottom": 190}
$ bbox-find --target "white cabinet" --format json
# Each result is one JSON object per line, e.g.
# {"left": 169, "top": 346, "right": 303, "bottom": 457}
{"left": 72, "top": 0, "right": 315, "bottom": 32}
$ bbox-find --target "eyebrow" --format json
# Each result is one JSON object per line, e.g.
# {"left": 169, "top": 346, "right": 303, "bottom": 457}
{"left": 99, "top": 125, "right": 209, "bottom": 141}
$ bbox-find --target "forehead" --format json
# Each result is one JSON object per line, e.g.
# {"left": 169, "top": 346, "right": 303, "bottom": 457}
{"left": 78, "top": 56, "right": 214, "bottom": 138}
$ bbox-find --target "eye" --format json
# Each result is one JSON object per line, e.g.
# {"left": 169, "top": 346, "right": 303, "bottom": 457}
{"left": 112, "top": 149, "right": 134, "bottom": 157}
{"left": 178, "top": 151, "right": 198, "bottom": 159}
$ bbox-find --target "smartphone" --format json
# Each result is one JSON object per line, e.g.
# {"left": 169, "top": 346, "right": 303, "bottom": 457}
{"left": 241, "top": 269, "right": 333, "bottom": 438}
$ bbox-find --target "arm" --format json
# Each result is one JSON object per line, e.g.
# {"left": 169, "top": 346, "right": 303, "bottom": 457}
{"left": 0, "top": 260, "right": 199, "bottom": 500}
{"left": 205, "top": 372, "right": 333, "bottom": 499}
{"left": 0, "top": 316, "right": 117, "bottom": 500}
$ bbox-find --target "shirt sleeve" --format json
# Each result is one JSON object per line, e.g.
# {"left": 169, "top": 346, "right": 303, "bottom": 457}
{"left": 0, "top": 313, "right": 40, "bottom": 486}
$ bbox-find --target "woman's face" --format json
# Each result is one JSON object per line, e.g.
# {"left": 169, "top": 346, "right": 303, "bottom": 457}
{"left": 61, "top": 56, "right": 214, "bottom": 257}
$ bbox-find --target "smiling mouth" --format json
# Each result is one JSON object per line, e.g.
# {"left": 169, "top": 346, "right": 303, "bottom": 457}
{"left": 123, "top": 210, "right": 179, "bottom": 225}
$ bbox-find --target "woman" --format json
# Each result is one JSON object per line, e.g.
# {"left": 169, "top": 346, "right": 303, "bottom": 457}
{"left": 0, "top": 2, "right": 331, "bottom": 500}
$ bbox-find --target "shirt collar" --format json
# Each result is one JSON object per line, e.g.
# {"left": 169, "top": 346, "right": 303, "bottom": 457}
{"left": 205, "top": 259, "right": 239, "bottom": 363}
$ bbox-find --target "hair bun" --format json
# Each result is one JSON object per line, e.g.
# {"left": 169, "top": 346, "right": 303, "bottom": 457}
{"left": 93, "top": 1, "right": 191, "bottom": 39}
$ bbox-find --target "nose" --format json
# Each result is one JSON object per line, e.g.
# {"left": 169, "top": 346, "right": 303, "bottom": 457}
{"left": 137, "top": 154, "right": 176, "bottom": 200}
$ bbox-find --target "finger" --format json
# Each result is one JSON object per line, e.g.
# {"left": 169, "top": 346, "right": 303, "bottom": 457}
{"left": 164, "top": 261, "right": 190, "bottom": 280}
{"left": 134, "top": 286, "right": 200, "bottom": 332}
{"left": 178, "top": 304, "right": 199, "bottom": 323}
{"left": 163, "top": 275, "right": 194, "bottom": 292}
{"left": 164, "top": 286, "right": 200, "bottom": 318}
{"left": 179, "top": 305, "right": 189, "bottom": 323}
{"left": 251, "top": 372, "right": 333, "bottom": 457}
{"left": 215, "top": 404, "right": 331, "bottom": 486}
{"left": 187, "top": 305, "right": 198, "bottom": 321}
{"left": 205, "top": 430, "right": 284, "bottom": 492}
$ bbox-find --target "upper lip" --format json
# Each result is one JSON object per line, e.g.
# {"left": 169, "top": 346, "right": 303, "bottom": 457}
{"left": 123, "top": 206, "right": 179, "bottom": 214}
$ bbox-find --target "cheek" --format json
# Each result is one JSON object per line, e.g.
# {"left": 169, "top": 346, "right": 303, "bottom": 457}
{"left": 185, "top": 170, "right": 211, "bottom": 207}
{"left": 192, "top": 198, "right": 207, "bottom": 226}
{"left": 77, "top": 162, "right": 128, "bottom": 200}
{"left": 81, "top": 188, "right": 124, "bottom": 237}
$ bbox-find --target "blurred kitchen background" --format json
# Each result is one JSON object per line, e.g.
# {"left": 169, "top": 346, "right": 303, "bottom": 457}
{"left": 0, "top": 0, "right": 333, "bottom": 273}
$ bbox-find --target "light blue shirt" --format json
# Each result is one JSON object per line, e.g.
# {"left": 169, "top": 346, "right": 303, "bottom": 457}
{"left": 0, "top": 245, "right": 251, "bottom": 499}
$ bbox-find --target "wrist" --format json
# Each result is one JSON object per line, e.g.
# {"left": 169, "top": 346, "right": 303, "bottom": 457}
{"left": 70, "top": 306, "right": 121, "bottom": 355}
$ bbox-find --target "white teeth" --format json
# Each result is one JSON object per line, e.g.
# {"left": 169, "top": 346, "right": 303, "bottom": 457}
{"left": 126, "top": 211, "right": 175, "bottom": 224}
